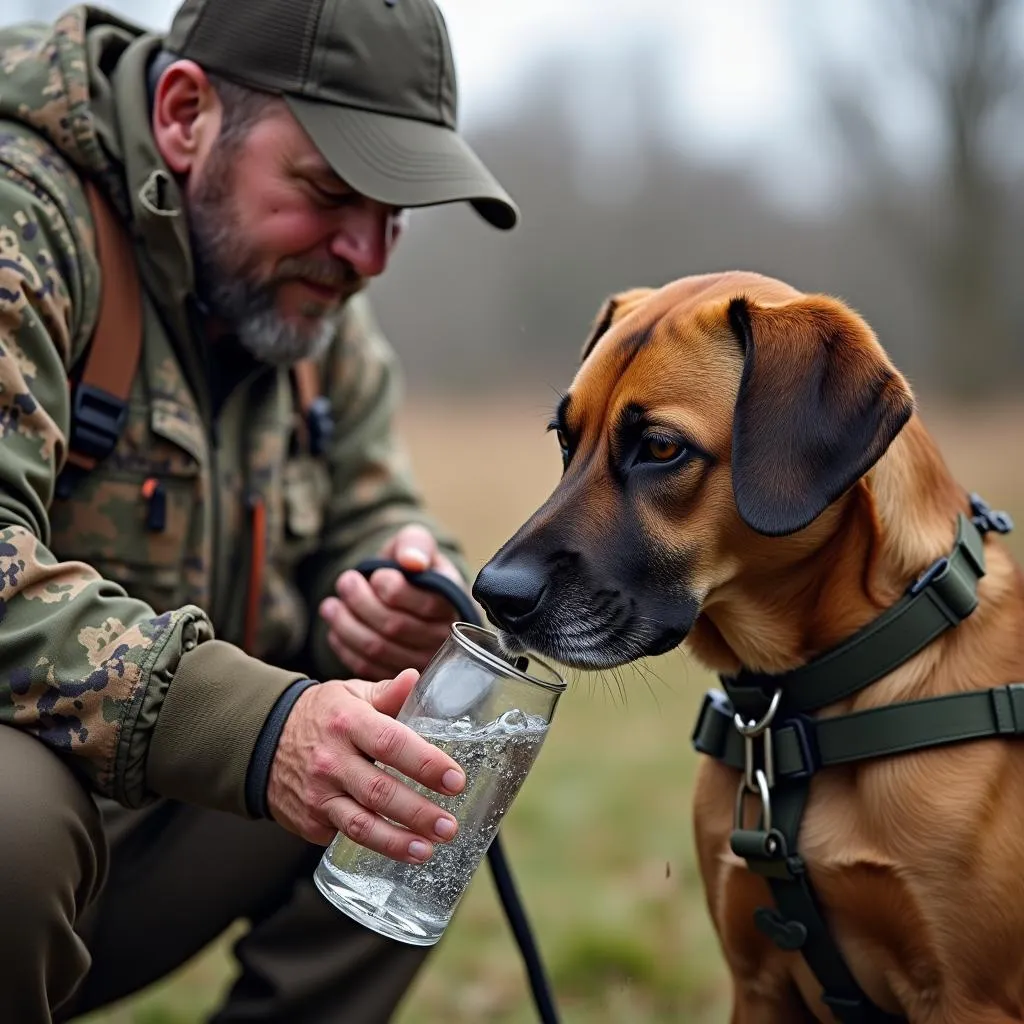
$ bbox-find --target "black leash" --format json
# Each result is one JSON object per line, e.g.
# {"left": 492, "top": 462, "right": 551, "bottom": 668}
{"left": 356, "top": 558, "right": 561, "bottom": 1024}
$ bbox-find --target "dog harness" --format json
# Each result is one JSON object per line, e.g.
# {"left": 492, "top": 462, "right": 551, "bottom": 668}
{"left": 691, "top": 494, "right": 1015, "bottom": 1024}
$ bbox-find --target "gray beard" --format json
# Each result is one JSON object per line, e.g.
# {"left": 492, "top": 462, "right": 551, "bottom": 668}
{"left": 187, "top": 157, "right": 343, "bottom": 366}
{"left": 199, "top": 270, "right": 336, "bottom": 366}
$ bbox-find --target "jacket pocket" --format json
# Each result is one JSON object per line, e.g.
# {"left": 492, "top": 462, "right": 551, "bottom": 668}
{"left": 49, "top": 397, "right": 206, "bottom": 614}
{"left": 282, "top": 453, "right": 330, "bottom": 546}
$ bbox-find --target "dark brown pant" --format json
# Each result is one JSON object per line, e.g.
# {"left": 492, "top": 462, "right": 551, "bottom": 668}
{"left": 0, "top": 725, "right": 432, "bottom": 1023}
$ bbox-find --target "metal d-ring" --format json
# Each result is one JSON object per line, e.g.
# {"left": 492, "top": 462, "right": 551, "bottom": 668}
{"left": 734, "top": 688, "right": 782, "bottom": 791}
{"left": 732, "top": 689, "right": 782, "bottom": 833}
{"left": 733, "top": 687, "right": 782, "bottom": 738}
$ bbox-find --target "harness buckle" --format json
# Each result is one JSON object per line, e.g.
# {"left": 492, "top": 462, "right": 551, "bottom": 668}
{"left": 970, "top": 492, "right": 1014, "bottom": 536}
{"left": 783, "top": 714, "right": 822, "bottom": 780}
{"left": 907, "top": 556, "right": 949, "bottom": 597}
{"left": 691, "top": 688, "right": 733, "bottom": 758}
{"left": 68, "top": 382, "right": 128, "bottom": 463}
{"left": 908, "top": 552, "right": 980, "bottom": 624}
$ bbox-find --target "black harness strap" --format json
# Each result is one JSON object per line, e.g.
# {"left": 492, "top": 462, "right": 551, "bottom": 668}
{"left": 722, "top": 510, "right": 987, "bottom": 720}
{"left": 694, "top": 684, "right": 1024, "bottom": 780}
{"left": 691, "top": 495, "right": 1015, "bottom": 1024}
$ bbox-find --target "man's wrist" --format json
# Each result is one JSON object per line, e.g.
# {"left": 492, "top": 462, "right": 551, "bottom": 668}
{"left": 244, "top": 677, "right": 321, "bottom": 819}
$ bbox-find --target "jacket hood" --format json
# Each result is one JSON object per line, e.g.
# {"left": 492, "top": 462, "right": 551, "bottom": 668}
{"left": 0, "top": 5, "right": 213, "bottom": 407}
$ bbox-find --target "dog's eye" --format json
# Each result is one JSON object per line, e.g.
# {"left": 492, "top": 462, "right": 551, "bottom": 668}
{"left": 643, "top": 435, "right": 683, "bottom": 462}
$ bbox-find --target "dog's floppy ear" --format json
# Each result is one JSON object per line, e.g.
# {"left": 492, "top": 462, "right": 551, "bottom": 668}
{"left": 580, "top": 288, "right": 656, "bottom": 363}
{"left": 728, "top": 294, "right": 914, "bottom": 537}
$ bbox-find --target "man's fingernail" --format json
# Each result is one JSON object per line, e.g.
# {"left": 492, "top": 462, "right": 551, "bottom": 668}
{"left": 434, "top": 817, "right": 457, "bottom": 840}
{"left": 409, "top": 840, "right": 432, "bottom": 861}
{"left": 402, "top": 547, "right": 430, "bottom": 569}
{"left": 442, "top": 769, "right": 465, "bottom": 793}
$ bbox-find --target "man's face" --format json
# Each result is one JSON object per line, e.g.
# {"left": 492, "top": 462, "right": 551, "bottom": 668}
{"left": 186, "top": 103, "right": 405, "bottom": 364}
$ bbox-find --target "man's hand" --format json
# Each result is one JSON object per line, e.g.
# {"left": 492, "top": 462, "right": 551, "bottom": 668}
{"left": 267, "top": 669, "right": 466, "bottom": 860}
{"left": 319, "top": 524, "right": 465, "bottom": 680}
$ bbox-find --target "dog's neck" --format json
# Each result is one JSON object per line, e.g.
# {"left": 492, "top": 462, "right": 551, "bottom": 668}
{"left": 688, "top": 415, "right": 1024, "bottom": 701}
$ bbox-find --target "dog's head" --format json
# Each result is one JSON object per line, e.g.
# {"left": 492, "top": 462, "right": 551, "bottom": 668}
{"left": 472, "top": 271, "right": 915, "bottom": 669}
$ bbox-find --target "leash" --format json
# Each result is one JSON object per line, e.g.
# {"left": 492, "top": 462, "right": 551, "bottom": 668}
{"left": 691, "top": 494, "right": 1015, "bottom": 1024}
{"left": 355, "top": 558, "right": 561, "bottom": 1024}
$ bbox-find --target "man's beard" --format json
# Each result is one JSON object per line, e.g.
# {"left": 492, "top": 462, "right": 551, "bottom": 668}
{"left": 187, "top": 144, "right": 362, "bottom": 366}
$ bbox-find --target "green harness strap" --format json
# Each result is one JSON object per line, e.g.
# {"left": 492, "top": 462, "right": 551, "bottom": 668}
{"left": 690, "top": 495, "right": 1015, "bottom": 1024}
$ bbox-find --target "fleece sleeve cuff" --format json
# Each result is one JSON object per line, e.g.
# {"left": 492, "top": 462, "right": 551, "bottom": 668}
{"left": 146, "top": 639, "right": 307, "bottom": 818}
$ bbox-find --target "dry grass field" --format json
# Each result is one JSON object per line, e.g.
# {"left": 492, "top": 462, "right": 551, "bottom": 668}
{"left": 78, "top": 391, "right": 1024, "bottom": 1024}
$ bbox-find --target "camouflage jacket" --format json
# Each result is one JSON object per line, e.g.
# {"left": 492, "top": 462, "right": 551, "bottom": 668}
{"left": 0, "top": 6, "right": 462, "bottom": 817}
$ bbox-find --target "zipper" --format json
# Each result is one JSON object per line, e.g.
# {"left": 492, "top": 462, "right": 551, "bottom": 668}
{"left": 186, "top": 297, "right": 222, "bottom": 624}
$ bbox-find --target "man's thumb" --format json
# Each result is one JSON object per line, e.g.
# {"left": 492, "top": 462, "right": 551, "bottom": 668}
{"left": 388, "top": 525, "right": 436, "bottom": 573}
{"left": 371, "top": 668, "right": 420, "bottom": 717}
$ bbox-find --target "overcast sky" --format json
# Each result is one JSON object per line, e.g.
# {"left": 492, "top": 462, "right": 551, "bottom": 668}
{"left": 7, "top": 0, "right": 1024, "bottom": 209}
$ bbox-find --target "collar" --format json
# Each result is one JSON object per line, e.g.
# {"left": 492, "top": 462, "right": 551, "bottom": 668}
{"left": 721, "top": 495, "right": 1013, "bottom": 722}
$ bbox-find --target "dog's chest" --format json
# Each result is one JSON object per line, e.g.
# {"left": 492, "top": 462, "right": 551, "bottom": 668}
{"left": 695, "top": 746, "right": 1024, "bottom": 1019}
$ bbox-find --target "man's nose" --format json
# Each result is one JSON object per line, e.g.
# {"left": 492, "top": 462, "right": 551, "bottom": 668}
{"left": 329, "top": 202, "right": 398, "bottom": 279}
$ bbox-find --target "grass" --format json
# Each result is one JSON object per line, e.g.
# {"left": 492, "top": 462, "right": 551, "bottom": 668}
{"left": 76, "top": 391, "right": 1024, "bottom": 1024}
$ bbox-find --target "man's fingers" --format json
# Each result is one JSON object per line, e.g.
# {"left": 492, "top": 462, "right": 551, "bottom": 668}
{"left": 321, "top": 593, "right": 440, "bottom": 675}
{"left": 319, "top": 688, "right": 464, "bottom": 798}
{"left": 368, "top": 667, "right": 420, "bottom": 717}
{"left": 366, "top": 568, "right": 462, "bottom": 624}
{"left": 384, "top": 523, "right": 438, "bottom": 573}
{"left": 333, "top": 666, "right": 419, "bottom": 712}
{"left": 336, "top": 570, "right": 453, "bottom": 637}
{"left": 322, "top": 794, "right": 438, "bottom": 863}
{"left": 340, "top": 760, "right": 459, "bottom": 844}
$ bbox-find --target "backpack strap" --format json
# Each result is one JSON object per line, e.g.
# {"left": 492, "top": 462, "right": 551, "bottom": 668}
{"left": 290, "top": 358, "right": 334, "bottom": 456}
{"left": 57, "top": 180, "right": 143, "bottom": 497}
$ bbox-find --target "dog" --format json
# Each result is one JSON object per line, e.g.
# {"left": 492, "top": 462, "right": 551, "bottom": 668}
{"left": 472, "top": 271, "right": 1024, "bottom": 1024}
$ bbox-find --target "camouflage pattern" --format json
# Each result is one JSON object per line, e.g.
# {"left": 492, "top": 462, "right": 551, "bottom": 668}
{"left": 0, "top": 6, "right": 462, "bottom": 814}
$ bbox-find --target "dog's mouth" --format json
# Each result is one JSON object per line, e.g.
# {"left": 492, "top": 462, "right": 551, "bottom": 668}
{"left": 489, "top": 602, "right": 691, "bottom": 671}
{"left": 474, "top": 543, "right": 700, "bottom": 671}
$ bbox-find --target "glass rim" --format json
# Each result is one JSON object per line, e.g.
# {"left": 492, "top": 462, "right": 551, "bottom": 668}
{"left": 450, "top": 623, "right": 566, "bottom": 693}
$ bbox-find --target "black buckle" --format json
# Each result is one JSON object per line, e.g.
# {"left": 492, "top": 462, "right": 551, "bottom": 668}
{"left": 781, "top": 714, "right": 821, "bottom": 780}
{"left": 69, "top": 383, "right": 128, "bottom": 462}
{"left": 691, "top": 688, "right": 733, "bottom": 758}
{"left": 307, "top": 396, "right": 334, "bottom": 456}
{"left": 970, "top": 492, "right": 1014, "bottom": 536}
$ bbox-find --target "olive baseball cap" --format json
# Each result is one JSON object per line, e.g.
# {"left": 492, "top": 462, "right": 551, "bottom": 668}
{"left": 165, "top": 0, "right": 519, "bottom": 229}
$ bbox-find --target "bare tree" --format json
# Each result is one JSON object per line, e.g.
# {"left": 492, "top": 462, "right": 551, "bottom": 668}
{"left": 810, "top": 0, "right": 1024, "bottom": 399}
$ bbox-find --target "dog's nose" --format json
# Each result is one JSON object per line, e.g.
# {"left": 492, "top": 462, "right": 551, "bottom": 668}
{"left": 472, "top": 560, "right": 548, "bottom": 631}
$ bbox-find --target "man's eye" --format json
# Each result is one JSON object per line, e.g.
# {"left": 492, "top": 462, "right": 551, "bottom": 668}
{"left": 310, "top": 184, "right": 352, "bottom": 206}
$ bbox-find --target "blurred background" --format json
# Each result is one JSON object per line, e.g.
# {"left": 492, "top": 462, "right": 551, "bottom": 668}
{"left": 7, "top": 0, "right": 1024, "bottom": 1021}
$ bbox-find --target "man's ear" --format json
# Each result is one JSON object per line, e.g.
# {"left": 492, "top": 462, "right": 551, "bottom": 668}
{"left": 580, "top": 288, "right": 656, "bottom": 363}
{"left": 728, "top": 294, "right": 914, "bottom": 537}
{"left": 151, "top": 59, "right": 222, "bottom": 176}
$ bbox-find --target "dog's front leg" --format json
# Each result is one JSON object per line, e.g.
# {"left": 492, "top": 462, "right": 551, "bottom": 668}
{"left": 729, "top": 979, "right": 822, "bottom": 1024}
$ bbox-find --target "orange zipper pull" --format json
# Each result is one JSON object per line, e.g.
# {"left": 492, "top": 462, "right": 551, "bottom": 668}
{"left": 141, "top": 477, "right": 166, "bottom": 532}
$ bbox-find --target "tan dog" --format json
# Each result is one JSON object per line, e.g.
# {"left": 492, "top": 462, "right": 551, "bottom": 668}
{"left": 472, "top": 271, "right": 1024, "bottom": 1024}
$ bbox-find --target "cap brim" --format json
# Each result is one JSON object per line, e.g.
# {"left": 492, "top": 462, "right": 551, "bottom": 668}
{"left": 286, "top": 96, "right": 519, "bottom": 231}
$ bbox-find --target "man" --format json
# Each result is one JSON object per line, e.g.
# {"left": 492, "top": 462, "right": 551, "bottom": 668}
{"left": 0, "top": 0, "right": 519, "bottom": 1020}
